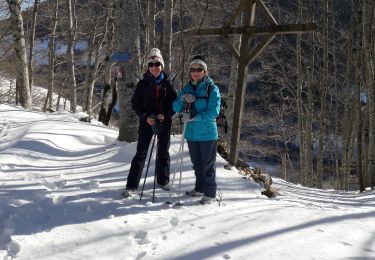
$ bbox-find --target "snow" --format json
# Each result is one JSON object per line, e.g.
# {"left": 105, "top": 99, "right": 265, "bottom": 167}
{"left": 0, "top": 102, "right": 374, "bottom": 259}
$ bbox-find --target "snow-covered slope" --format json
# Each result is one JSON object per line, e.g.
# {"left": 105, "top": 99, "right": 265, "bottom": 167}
{"left": 0, "top": 104, "right": 374, "bottom": 260}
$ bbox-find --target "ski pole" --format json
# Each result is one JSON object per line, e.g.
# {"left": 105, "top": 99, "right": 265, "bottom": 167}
{"left": 140, "top": 134, "right": 157, "bottom": 201}
{"left": 167, "top": 121, "right": 187, "bottom": 203}
{"left": 152, "top": 137, "right": 159, "bottom": 203}
{"left": 175, "top": 129, "right": 186, "bottom": 206}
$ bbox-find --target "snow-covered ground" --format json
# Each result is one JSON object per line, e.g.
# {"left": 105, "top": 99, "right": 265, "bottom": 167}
{"left": 0, "top": 103, "right": 374, "bottom": 260}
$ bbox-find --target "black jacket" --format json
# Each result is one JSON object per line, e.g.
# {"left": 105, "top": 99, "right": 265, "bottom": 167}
{"left": 131, "top": 72, "right": 177, "bottom": 123}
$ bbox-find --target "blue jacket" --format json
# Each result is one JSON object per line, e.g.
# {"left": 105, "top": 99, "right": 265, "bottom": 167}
{"left": 173, "top": 76, "right": 221, "bottom": 141}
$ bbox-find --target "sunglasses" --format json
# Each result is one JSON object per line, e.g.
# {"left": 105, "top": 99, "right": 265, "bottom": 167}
{"left": 148, "top": 62, "right": 162, "bottom": 67}
{"left": 190, "top": 68, "right": 204, "bottom": 73}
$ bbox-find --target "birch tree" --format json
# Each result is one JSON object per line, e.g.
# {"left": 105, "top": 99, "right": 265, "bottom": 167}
{"left": 6, "top": 0, "right": 32, "bottom": 109}
{"left": 98, "top": 0, "right": 116, "bottom": 126}
{"left": 146, "top": 0, "right": 156, "bottom": 51}
{"left": 28, "top": 0, "right": 38, "bottom": 92}
{"left": 162, "top": 0, "right": 173, "bottom": 73}
{"left": 43, "top": 0, "right": 59, "bottom": 112}
{"left": 67, "top": 0, "right": 77, "bottom": 113}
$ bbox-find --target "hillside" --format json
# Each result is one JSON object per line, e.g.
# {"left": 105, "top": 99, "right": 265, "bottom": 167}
{"left": 0, "top": 103, "right": 374, "bottom": 259}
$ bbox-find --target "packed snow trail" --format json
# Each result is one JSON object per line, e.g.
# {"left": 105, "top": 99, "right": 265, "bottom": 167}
{"left": 0, "top": 104, "right": 374, "bottom": 260}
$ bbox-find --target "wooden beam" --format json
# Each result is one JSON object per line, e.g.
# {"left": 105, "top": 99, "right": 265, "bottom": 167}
{"left": 246, "top": 33, "right": 277, "bottom": 64}
{"left": 255, "top": 0, "right": 278, "bottom": 25}
{"left": 223, "top": 0, "right": 246, "bottom": 27}
{"left": 223, "top": 36, "right": 240, "bottom": 61}
{"left": 186, "top": 23, "right": 317, "bottom": 37}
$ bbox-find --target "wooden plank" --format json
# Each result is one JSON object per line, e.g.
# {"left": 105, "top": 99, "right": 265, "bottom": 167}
{"left": 255, "top": 0, "right": 278, "bottom": 25}
{"left": 246, "top": 32, "right": 277, "bottom": 64}
{"left": 186, "top": 23, "right": 317, "bottom": 36}
{"left": 223, "top": 36, "right": 240, "bottom": 61}
{"left": 223, "top": 0, "right": 246, "bottom": 27}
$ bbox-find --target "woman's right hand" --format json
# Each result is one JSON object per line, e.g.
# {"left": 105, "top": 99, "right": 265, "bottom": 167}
{"left": 147, "top": 117, "right": 156, "bottom": 125}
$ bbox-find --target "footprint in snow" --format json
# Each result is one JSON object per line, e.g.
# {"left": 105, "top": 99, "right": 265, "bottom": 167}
{"left": 40, "top": 179, "right": 67, "bottom": 191}
{"left": 135, "top": 251, "right": 147, "bottom": 260}
{"left": 169, "top": 216, "right": 179, "bottom": 226}
{"left": 134, "top": 231, "right": 150, "bottom": 245}
{"left": 339, "top": 241, "right": 353, "bottom": 247}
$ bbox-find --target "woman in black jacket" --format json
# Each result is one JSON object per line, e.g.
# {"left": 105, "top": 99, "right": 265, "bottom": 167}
{"left": 122, "top": 48, "right": 177, "bottom": 197}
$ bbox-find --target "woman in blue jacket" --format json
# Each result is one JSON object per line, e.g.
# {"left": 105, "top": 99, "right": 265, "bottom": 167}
{"left": 172, "top": 55, "right": 221, "bottom": 205}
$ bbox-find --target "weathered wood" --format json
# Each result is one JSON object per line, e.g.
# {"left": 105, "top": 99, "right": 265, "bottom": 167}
{"left": 246, "top": 32, "right": 276, "bottom": 64}
{"left": 186, "top": 23, "right": 317, "bottom": 37}
{"left": 223, "top": 36, "right": 240, "bottom": 61}
{"left": 254, "top": 0, "right": 278, "bottom": 25}
{"left": 229, "top": 2, "right": 255, "bottom": 166}
{"left": 188, "top": 0, "right": 316, "bottom": 167}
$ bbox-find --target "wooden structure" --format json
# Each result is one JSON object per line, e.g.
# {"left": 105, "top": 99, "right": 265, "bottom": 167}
{"left": 187, "top": 0, "right": 316, "bottom": 166}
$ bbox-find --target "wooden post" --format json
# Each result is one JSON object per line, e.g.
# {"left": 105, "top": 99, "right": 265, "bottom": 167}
{"left": 229, "top": 2, "right": 255, "bottom": 165}
{"left": 282, "top": 153, "right": 287, "bottom": 180}
{"left": 186, "top": 0, "right": 316, "bottom": 166}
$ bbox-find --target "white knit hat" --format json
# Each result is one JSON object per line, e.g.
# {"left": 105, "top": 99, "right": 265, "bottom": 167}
{"left": 147, "top": 48, "right": 164, "bottom": 68}
{"left": 189, "top": 55, "right": 207, "bottom": 71}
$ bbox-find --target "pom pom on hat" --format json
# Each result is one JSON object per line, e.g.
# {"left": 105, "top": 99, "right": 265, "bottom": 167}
{"left": 147, "top": 48, "right": 164, "bottom": 68}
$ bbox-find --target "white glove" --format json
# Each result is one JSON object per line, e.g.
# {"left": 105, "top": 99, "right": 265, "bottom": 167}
{"left": 181, "top": 93, "right": 195, "bottom": 103}
{"left": 180, "top": 112, "right": 193, "bottom": 123}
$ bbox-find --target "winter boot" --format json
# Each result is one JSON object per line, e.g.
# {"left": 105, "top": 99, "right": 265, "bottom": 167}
{"left": 186, "top": 189, "right": 204, "bottom": 197}
{"left": 199, "top": 196, "right": 215, "bottom": 205}
{"left": 121, "top": 189, "right": 136, "bottom": 198}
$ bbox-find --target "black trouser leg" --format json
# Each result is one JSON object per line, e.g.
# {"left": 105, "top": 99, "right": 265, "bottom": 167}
{"left": 126, "top": 123, "right": 154, "bottom": 190}
{"left": 155, "top": 120, "right": 172, "bottom": 186}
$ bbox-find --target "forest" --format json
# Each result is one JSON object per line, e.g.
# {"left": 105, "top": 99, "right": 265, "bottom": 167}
{"left": 0, "top": 0, "right": 374, "bottom": 192}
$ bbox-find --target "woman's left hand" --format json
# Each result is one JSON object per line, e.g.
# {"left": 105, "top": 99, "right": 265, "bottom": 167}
{"left": 157, "top": 114, "right": 165, "bottom": 122}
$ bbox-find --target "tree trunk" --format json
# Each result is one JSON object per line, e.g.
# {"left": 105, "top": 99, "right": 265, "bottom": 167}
{"left": 114, "top": 0, "right": 141, "bottom": 142}
{"left": 317, "top": 0, "right": 329, "bottom": 188}
{"left": 67, "top": 0, "right": 77, "bottom": 113}
{"left": 365, "top": 0, "right": 375, "bottom": 188}
{"left": 99, "top": 0, "right": 116, "bottom": 126}
{"left": 296, "top": 0, "right": 305, "bottom": 185}
{"left": 341, "top": 0, "right": 356, "bottom": 189}
{"left": 28, "top": 0, "right": 38, "bottom": 93}
{"left": 85, "top": 11, "right": 109, "bottom": 120}
{"left": 162, "top": 0, "right": 173, "bottom": 73}
{"left": 83, "top": 30, "right": 95, "bottom": 114}
{"left": 146, "top": 0, "right": 156, "bottom": 51}
{"left": 7, "top": 0, "right": 32, "bottom": 109}
{"left": 43, "top": 0, "right": 58, "bottom": 112}
{"left": 305, "top": 0, "right": 315, "bottom": 187}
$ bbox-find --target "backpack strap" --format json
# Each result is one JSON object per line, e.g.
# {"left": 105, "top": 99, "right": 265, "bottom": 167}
{"left": 195, "top": 83, "right": 214, "bottom": 100}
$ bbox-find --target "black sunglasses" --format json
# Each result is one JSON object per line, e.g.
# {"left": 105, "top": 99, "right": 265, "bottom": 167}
{"left": 148, "top": 62, "right": 162, "bottom": 67}
{"left": 190, "top": 68, "right": 204, "bottom": 73}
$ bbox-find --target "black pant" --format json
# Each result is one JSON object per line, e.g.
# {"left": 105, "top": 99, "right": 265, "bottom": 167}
{"left": 126, "top": 120, "right": 171, "bottom": 190}
{"left": 187, "top": 140, "right": 217, "bottom": 198}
